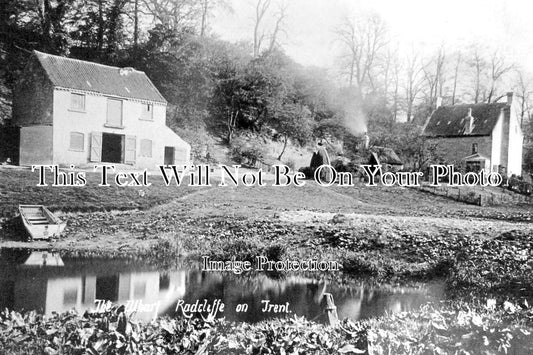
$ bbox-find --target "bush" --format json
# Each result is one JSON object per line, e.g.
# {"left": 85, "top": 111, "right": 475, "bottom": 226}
{"left": 284, "top": 158, "right": 296, "bottom": 171}
{"left": 148, "top": 234, "right": 183, "bottom": 260}
{"left": 230, "top": 136, "right": 268, "bottom": 167}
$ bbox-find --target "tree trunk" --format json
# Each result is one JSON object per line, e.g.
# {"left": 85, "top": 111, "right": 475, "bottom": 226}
{"left": 451, "top": 55, "right": 460, "bottom": 105}
{"left": 226, "top": 109, "right": 238, "bottom": 143}
{"left": 277, "top": 135, "right": 288, "bottom": 161}
{"left": 200, "top": 0, "right": 208, "bottom": 37}
{"left": 133, "top": 0, "right": 139, "bottom": 48}
{"left": 96, "top": 0, "right": 105, "bottom": 56}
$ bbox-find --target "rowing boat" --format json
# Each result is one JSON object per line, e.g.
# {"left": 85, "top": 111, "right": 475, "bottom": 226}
{"left": 19, "top": 205, "right": 67, "bottom": 240}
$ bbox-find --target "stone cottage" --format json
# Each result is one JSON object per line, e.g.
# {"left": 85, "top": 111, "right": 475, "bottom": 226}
{"left": 12, "top": 50, "right": 191, "bottom": 169}
{"left": 423, "top": 93, "right": 523, "bottom": 177}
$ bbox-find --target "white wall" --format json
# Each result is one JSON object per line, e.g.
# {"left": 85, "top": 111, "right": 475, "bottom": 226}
{"left": 52, "top": 89, "right": 190, "bottom": 169}
{"left": 490, "top": 111, "right": 503, "bottom": 171}
{"left": 507, "top": 103, "right": 523, "bottom": 176}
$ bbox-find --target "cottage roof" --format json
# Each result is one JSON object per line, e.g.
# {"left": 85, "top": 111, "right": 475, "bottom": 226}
{"left": 32, "top": 50, "right": 166, "bottom": 104}
{"left": 423, "top": 103, "right": 507, "bottom": 137}
{"left": 369, "top": 147, "right": 403, "bottom": 165}
{"left": 462, "top": 153, "right": 489, "bottom": 161}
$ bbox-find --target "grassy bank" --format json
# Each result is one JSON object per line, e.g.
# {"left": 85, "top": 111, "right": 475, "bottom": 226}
{"left": 0, "top": 168, "right": 204, "bottom": 219}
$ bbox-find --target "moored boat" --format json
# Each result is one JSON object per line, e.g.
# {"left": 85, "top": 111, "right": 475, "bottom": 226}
{"left": 19, "top": 205, "right": 66, "bottom": 240}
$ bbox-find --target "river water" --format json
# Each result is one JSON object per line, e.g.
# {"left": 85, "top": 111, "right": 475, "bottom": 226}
{"left": 0, "top": 249, "right": 445, "bottom": 323}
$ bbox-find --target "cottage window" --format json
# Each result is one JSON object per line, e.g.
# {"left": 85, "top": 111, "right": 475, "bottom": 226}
{"left": 472, "top": 143, "right": 478, "bottom": 154}
{"left": 140, "top": 139, "right": 152, "bottom": 157}
{"left": 140, "top": 103, "right": 153, "bottom": 121}
{"left": 70, "top": 93, "right": 85, "bottom": 111}
{"left": 106, "top": 98, "right": 123, "bottom": 127}
{"left": 69, "top": 132, "right": 84, "bottom": 151}
{"left": 466, "top": 161, "right": 481, "bottom": 173}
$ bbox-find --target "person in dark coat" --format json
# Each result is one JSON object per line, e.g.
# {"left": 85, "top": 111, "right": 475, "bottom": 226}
{"left": 310, "top": 140, "right": 332, "bottom": 183}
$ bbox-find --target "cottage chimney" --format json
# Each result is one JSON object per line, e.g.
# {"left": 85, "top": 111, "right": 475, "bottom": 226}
{"left": 119, "top": 67, "right": 134, "bottom": 76}
{"left": 435, "top": 97, "right": 443, "bottom": 109}
{"left": 464, "top": 108, "right": 474, "bottom": 134}
{"left": 507, "top": 92, "right": 514, "bottom": 105}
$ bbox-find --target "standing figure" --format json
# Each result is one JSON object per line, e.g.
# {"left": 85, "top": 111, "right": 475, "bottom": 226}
{"left": 310, "top": 140, "right": 332, "bottom": 182}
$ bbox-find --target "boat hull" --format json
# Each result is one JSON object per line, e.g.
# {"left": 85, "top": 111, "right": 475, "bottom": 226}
{"left": 19, "top": 205, "right": 66, "bottom": 240}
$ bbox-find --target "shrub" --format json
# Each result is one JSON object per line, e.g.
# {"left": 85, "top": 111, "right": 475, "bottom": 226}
{"left": 230, "top": 136, "right": 268, "bottom": 167}
{"left": 284, "top": 158, "right": 296, "bottom": 171}
{"left": 148, "top": 234, "right": 183, "bottom": 260}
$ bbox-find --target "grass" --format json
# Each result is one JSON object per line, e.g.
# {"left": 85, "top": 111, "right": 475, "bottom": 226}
{"left": 0, "top": 168, "right": 205, "bottom": 218}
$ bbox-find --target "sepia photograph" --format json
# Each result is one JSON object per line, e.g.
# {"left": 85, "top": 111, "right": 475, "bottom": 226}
{"left": 1, "top": 0, "right": 533, "bottom": 353}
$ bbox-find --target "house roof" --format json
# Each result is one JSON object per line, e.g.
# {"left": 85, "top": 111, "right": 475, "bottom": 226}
{"left": 32, "top": 51, "right": 166, "bottom": 104}
{"left": 423, "top": 103, "right": 507, "bottom": 137}
{"left": 462, "top": 153, "right": 489, "bottom": 161}
{"left": 369, "top": 147, "right": 403, "bottom": 165}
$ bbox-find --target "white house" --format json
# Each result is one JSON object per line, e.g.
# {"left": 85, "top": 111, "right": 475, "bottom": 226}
{"left": 13, "top": 50, "right": 191, "bottom": 169}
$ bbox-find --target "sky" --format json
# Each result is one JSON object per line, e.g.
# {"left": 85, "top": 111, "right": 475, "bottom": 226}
{"left": 210, "top": 0, "right": 533, "bottom": 72}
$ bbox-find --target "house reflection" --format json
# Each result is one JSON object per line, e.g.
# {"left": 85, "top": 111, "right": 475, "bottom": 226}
{"left": 0, "top": 250, "right": 445, "bottom": 323}
{"left": 0, "top": 251, "right": 188, "bottom": 322}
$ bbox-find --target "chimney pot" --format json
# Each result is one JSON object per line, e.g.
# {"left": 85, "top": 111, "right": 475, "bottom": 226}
{"left": 464, "top": 108, "right": 474, "bottom": 134}
{"left": 436, "top": 97, "right": 443, "bottom": 109}
{"left": 363, "top": 133, "right": 369, "bottom": 150}
{"left": 507, "top": 92, "right": 514, "bottom": 105}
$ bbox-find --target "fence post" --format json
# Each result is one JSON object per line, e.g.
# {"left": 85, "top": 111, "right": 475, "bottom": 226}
{"left": 322, "top": 293, "right": 339, "bottom": 327}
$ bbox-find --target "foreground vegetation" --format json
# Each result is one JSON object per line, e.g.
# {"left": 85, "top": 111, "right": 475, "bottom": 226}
{"left": 1, "top": 300, "right": 532, "bottom": 354}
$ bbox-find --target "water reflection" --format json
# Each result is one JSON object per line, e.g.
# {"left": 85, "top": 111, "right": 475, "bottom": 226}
{"left": 0, "top": 249, "right": 445, "bottom": 323}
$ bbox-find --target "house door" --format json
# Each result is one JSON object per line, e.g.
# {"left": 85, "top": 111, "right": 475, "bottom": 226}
{"left": 101, "top": 133, "right": 124, "bottom": 163}
{"left": 164, "top": 146, "right": 175, "bottom": 165}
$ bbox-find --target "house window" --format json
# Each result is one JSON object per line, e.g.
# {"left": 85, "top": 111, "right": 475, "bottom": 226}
{"left": 140, "top": 139, "right": 152, "bottom": 157}
{"left": 472, "top": 143, "right": 478, "bottom": 154}
{"left": 106, "top": 98, "right": 123, "bottom": 127}
{"left": 466, "top": 161, "right": 481, "bottom": 173}
{"left": 140, "top": 103, "right": 153, "bottom": 121}
{"left": 70, "top": 93, "right": 85, "bottom": 111}
{"left": 69, "top": 132, "right": 84, "bottom": 151}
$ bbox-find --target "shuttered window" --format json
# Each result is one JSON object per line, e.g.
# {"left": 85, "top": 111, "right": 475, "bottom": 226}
{"left": 69, "top": 132, "right": 84, "bottom": 151}
{"left": 106, "top": 98, "right": 123, "bottom": 127}
{"left": 140, "top": 103, "right": 153, "bottom": 121}
{"left": 70, "top": 93, "right": 85, "bottom": 111}
{"left": 140, "top": 139, "right": 152, "bottom": 157}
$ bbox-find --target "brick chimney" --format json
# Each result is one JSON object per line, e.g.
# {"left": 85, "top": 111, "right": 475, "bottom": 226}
{"left": 507, "top": 92, "right": 514, "bottom": 105}
{"left": 464, "top": 108, "right": 474, "bottom": 134}
{"left": 436, "top": 97, "right": 443, "bottom": 109}
{"left": 363, "top": 132, "right": 369, "bottom": 150}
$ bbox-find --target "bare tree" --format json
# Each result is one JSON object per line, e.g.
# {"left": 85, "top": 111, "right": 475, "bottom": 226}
{"left": 451, "top": 52, "right": 462, "bottom": 105}
{"left": 336, "top": 13, "right": 388, "bottom": 93}
{"left": 403, "top": 49, "right": 424, "bottom": 122}
{"left": 142, "top": 0, "right": 202, "bottom": 32}
{"left": 469, "top": 46, "right": 487, "bottom": 103}
{"left": 380, "top": 45, "right": 401, "bottom": 123}
{"left": 199, "top": 0, "right": 232, "bottom": 37}
{"left": 267, "top": 2, "right": 287, "bottom": 53}
{"left": 514, "top": 68, "right": 533, "bottom": 128}
{"left": 422, "top": 45, "right": 446, "bottom": 107}
{"left": 390, "top": 50, "right": 402, "bottom": 123}
{"left": 253, "top": 0, "right": 271, "bottom": 57}
{"left": 486, "top": 50, "right": 514, "bottom": 103}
